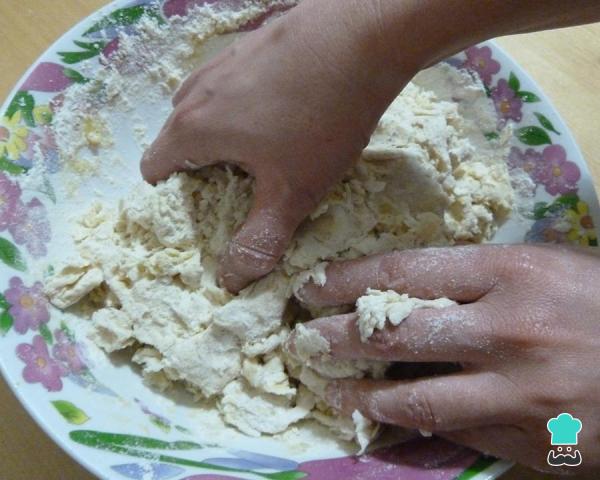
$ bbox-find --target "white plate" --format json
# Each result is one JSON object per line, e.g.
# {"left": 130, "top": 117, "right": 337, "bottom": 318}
{"left": 0, "top": 1, "right": 597, "bottom": 479}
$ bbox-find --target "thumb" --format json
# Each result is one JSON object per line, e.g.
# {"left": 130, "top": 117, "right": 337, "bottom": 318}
{"left": 140, "top": 108, "right": 208, "bottom": 184}
{"left": 218, "top": 177, "right": 316, "bottom": 293}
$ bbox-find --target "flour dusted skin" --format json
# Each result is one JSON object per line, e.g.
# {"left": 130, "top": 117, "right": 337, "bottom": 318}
{"left": 287, "top": 289, "right": 457, "bottom": 451}
{"left": 46, "top": 37, "right": 514, "bottom": 449}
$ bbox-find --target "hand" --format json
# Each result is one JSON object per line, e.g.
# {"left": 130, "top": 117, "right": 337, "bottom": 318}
{"left": 294, "top": 244, "right": 600, "bottom": 473}
{"left": 141, "top": 0, "right": 600, "bottom": 294}
{"left": 141, "top": 0, "right": 416, "bottom": 292}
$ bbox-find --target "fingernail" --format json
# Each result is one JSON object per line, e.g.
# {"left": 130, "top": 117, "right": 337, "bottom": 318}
{"left": 294, "top": 284, "right": 322, "bottom": 309}
{"left": 325, "top": 381, "right": 342, "bottom": 410}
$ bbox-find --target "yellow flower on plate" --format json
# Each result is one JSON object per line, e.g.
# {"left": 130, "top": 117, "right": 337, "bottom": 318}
{"left": 33, "top": 105, "right": 53, "bottom": 125}
{"left": 0, "top": 111, "right": 28, "bottom": 160}
{"left": 566, "top": 201, "right": 597, "bottom": 246}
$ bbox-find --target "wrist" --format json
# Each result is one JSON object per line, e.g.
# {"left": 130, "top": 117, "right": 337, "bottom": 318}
{"left": 286, "top": 0, "right": 421, "bottom": 107}
{"left": 369, "top": 0, "right": 600, "bottom": 68}
{"left": 368, "top": 0, "right": 498, "bottom": 70}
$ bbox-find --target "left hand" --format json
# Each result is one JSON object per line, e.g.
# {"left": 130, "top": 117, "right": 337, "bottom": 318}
{"left": 293, "top": 244, "right": 600, "bottom": 474}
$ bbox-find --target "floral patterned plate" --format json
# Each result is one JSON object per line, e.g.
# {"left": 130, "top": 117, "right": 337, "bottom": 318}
{"left": 0, "top": 1, "right": 597, "bottom": 479}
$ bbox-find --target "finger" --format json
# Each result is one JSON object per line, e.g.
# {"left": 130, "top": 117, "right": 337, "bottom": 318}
{"left": 327, "top": 372, "right": 521, "bottom": 433}
{"left": 172, "top": 55, "right": 224, "bottom": 107}
{"left": 299, "top": 303, "right": 495, "bottom": 363}
{"left": 172, "top": 70, "right": 199, "bottom": 107}
{"left": 218, "top": 177, "right": 318, "bottom": 293}
{"left": 297, "top": 245, "right": 507, "bottom": 308}
{"left": 140, "top": 108, "right": 208, "bottom": 184}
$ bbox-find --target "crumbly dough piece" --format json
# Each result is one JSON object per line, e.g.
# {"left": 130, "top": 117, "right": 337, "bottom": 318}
{"left": 44, "top": 261, "right": 103, "bottom": 309}
{"left": 90, "top": 307, "right": 134, "bottom": 352}
{"left": 242, "top": 356, "right": 296, "bottom": 398}
{"left": 356, "top": 289, "right": 456, "bottom": 342}
{"left": 220, "top": 380, "right": 315, "bottom": 437}
{"left": 46, "top": 61, "right": 514, "bottom": 450}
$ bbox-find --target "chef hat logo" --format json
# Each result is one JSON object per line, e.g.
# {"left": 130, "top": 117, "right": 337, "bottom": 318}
{"left": 547, "top": 413, "right": 582, "bottom": 445}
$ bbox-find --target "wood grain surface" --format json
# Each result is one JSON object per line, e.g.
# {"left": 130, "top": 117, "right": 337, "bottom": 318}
{"left": 1, "top": 1, "right": 599, "bottom": 479}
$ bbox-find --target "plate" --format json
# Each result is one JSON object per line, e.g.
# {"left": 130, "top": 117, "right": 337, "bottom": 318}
{"left": 0, "top": 1, "right": 597, "bottom": 479}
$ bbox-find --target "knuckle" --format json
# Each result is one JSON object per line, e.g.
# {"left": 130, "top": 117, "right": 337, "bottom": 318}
{"left": 490, "top": 303, "right": 556, "bottom": 353}
{"left": 497, "top": 245, "right": 552, "bottom": 283}
{"left": 364, "top": 329, "right": 395, "bottom": 358}
{"left": 273, "top": 178, "right": 322, "bottom": 224}
{"left": 376, "top": 250, "right": 407, "bottom": 291}
{"left": 526, "top": 387, "right": 568, "bottom": 413}
{"left": 404, "top": 388, "right": 440, "bottom": 432}
{"left": 167, "top": 106, "right": 198, "bottom": 132}
{"left": 525, "top": 377, "right": 583, "bottom": 412}
{"left": 228, "top": 237, "right": 279, "bottom": 266}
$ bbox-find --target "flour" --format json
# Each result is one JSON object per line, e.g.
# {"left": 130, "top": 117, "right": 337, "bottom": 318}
{"left": 44, "top": 1, "right": 515, "bottom": 452}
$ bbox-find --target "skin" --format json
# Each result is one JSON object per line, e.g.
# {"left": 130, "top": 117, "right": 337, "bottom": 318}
{"left": 295, "top": 245, "right": 600, "bottom": 473}
{"left": 141, "top": 0, "right": 600, "bottom": 472}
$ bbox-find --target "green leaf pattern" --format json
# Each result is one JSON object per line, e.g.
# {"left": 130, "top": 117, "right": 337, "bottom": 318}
{"left": 507, "top": 71, "right": 540, "bottom": 103}
{"left": 517, "top": 90, "right": 541, "bottom": 103}
{"left": 508, "top": 72, "right": 520, "bottom": 92}
{"left": 0, "top": 238, "right": 27, "bottom": 272}
{"left": 6, "top": 92, "right": 36, "bottom": 127}
{"left": 0, "top": 310, "right": 13, "bottom": 336}
{"left": 84, "top": 4, "right": 164, "bottom": 35}
{"left": 516, "top": 126, "right": 552, "bottom": 146}
{"left": 58, "top": 42, "right": 107, "bottom": 65}
{"left": 52, "top": 401, "right": 90, "bottom": 425}
{"left": 534, "top": 112, "right": 561, "bottom": 135}
{"left": 39, "top": 323, "right": 53, "bottom": 344}
{"left": 56, "top": 4, "right": 166, "bottom": 65}
{"left": 0, "top": 156, "right": 27, "bottom": 175}
{"left": 70, "top": 430, "right": 306, "bottom": 480}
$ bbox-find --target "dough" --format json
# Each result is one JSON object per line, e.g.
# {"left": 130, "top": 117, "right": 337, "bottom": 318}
{"left": 45, "top": 63, "right": 514, "bottom": 449}
{"left": 356, "top": 289, "right": 456, "bottom": 342}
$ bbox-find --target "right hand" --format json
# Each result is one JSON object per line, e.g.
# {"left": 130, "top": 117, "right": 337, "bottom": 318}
{"left": 140, "top": 0, "right": 419, "bottom": 292}
{"left": 294, "top": 244, "right": 600, "bottom": 474}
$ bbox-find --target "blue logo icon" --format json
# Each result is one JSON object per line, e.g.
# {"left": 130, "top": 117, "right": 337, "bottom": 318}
{"left": 546, "top": 413, "right": 582, "bottom": 467}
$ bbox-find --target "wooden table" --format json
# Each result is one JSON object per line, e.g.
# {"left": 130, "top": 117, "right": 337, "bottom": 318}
{"left": 1, "top": 2, "right": 599, "bottom": 479}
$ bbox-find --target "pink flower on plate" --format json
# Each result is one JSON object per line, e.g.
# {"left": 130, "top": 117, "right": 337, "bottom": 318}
{"left": 4, "top": 277, "right": 50, "bottom": 334}
{"left": 491, "top": 79, "right": 523, "bottom": 122}
{"left": 162, "top": 0, "right": 240, "bottom": 18}
{"left": 8, "top": 197, "right": 51, "bottom": 258}
{"left": 16, "top": 335, "right": 67, "bottom": 392}
{"left": 536, "top": 145, "right": 581, "bottom": 195}
{"left": 101, "top": 37, "right": 120, "bottom": 61}
{"left": 462, "top": 46, "right": 501, "bottom": 85}
{"left": 20, "top": 62, "right": 74, "bottom": 93}
{"left": 0, "top": 172, "right": 21, "bottom": 230}
{"left": 52, "top": 329, "right": 87, "bottom": 375}
{"left": 21, "top": 126, "right": 60, "bottom": 173}
{"left": 508, "top": 147, "right": 544, "bottom": 181}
